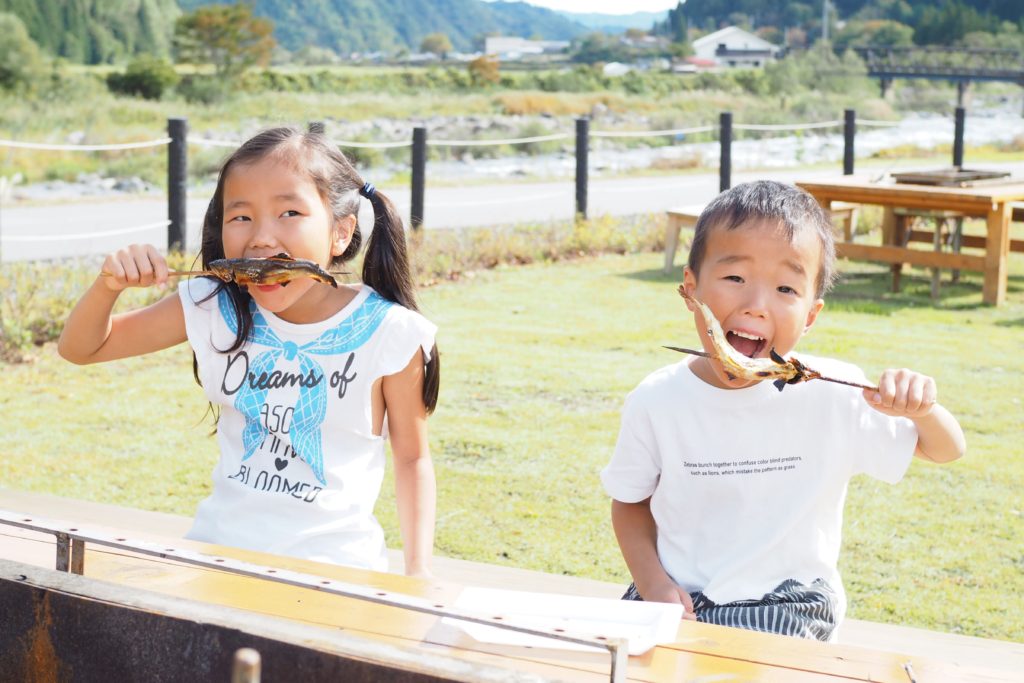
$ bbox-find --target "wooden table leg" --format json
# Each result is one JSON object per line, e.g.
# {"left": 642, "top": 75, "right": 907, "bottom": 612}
{"left": 931, "top": 218, "right": 943, "bottom": 301}
{"left": 881, "top": 208, "right": 904, "bottom": 292}
{"left": 983, "top": 203, "right": 1012, "bottom": 305}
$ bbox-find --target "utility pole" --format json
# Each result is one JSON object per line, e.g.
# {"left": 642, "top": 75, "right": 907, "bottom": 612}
{"left": 821, "top": 0, "right": 829, "bottom": 43}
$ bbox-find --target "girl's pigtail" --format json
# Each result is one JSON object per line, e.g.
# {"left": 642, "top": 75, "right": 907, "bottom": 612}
{"left": 362, "top": 189, "right": 440, "bottom": 414}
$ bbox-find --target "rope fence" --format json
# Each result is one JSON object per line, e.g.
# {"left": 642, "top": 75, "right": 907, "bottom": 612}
{"left": 0, "top": 108, "right": 974, "bottom": 256}
{"left": 855, "top": 118, "right": 904, "bottom": 127}
{"left": 186, "top": 136, "right": 242, "bottom": 149}
{"left": 1, "top": 220, "right": 170, "bottom": 243}
{"left": 733, "top": 120, "right": 841, "bottom": 131}
{"left": 0, "top": 137, "right": 171, "bottom": 152}
{"left": 591, "top": 125, "right": 715, "bottom": 139}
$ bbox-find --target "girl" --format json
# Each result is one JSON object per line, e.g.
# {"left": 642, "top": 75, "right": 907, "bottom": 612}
{"left": 59, "top": 126, "right": 439, "bottom": 577}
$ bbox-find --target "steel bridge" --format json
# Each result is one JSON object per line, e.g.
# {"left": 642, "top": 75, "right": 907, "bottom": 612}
{"left": 852, "top": 46, "right": 1024, "bottom": 105}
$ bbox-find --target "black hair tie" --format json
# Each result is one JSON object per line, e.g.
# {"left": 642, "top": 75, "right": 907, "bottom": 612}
{"left": 360, "top": 182, "right": 376, "bottom": 200}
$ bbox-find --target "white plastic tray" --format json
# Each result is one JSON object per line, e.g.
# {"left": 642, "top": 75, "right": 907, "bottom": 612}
{"left": 443, "top": 586, "right": 683, "bottom": 655}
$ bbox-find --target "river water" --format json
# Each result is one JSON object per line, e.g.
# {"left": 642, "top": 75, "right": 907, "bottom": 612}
{"left": 417, "top": 107, "right": 1024, "bottom": 182}
{"left": 6, "top": 101, "right": 1024, "bottom": 202}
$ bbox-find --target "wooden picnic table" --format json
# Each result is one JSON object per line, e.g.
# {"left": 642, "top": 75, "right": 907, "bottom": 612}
{"left": 3, "top": 494, "right": 1019, "bottom": 682}
{"left": 796, "top": 175, "right": 1024, "bottom": 305}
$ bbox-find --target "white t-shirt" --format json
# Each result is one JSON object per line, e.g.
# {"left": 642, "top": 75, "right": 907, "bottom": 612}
{"left": 600, "top": 355, "right": 917, "bottom": 620}
{"left": 179, "top": 277, "right": 436, "bottom": 571}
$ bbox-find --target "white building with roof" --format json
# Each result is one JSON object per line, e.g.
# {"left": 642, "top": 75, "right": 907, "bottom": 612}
{"left": 691, "top": 26, "right": 780, "bottom": 68}
{"left": 484, "top": 36, "right": 570, "bottom": 60}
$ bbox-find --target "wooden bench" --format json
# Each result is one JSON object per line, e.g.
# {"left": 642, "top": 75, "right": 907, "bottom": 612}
{"left": 663, "top": 202, "right": 860, "bottom": 275}
{"left": 887, "top": 203, "right": 1024, "bottom": 299}
{"left": 4, "top": 488, "right": 1022, "bottom": 680}
{"left": 663, "top": 204, "right": 704, "bottom": 274}
{"left": 890, "top": 207, "right": 967, "bottom": 299}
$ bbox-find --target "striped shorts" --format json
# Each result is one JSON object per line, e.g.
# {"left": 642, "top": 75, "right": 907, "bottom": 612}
{"left": 622, "top": 578, "right": 838, "bottom": 641}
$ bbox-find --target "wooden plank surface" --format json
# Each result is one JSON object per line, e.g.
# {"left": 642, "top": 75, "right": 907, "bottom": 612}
{"left": 3, "top": 493, "right": 1019, "bottom": 682}
{"left": 796, "top": 177, "right": 1024, "bottom": 216}
{"left": 905, "top": 230, "right": 1024, "bottom": 253}
{"left": 836, "top": 242, "right": 987, "bottom": 270}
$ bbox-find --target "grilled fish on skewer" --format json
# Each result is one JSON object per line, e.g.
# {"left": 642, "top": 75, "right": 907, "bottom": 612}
{"left": 102, "top": 253, "right": 345, "bottom": 287}
{"left": 208, "top": 253, "right": 339, "bottom": 288}
{"left": 675, "top": 286, "right": 877, "bottom": 393}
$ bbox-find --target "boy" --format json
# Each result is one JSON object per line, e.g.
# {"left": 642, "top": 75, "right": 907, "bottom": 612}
{"left": 601, "top": 181, "right": 965, "bottom": 641}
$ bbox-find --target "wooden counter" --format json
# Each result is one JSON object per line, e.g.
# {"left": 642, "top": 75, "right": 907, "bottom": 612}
{"left": 2, "top": 492, "right": 1016, "bottom": 682}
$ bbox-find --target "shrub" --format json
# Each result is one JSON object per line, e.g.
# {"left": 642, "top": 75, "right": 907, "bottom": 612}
{"left": 0, "top": 218, "right": 665, "bottom": 363}
{"left": 107, "top": 56, "right": 180, "bottom": 100}
{"left": 468, "top": 56, "right": 500, "bottom": 87}
{"left": 0, "top": 252, "right": 194, "bottom": 362}
{"left": 178, "top": 75, "right": 226, "bottom": 104}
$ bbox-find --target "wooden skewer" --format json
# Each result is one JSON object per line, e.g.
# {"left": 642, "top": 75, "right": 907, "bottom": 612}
{"left": 100, "top": 270, "right": 349, "bottom": 278}
{"left": 100, "top": 269, "right": 211, "bottom": 277}
{"left": 663, "top": 345, "right": 879, "bottom": 392}
{"left": 810, "top": 375, "right": 879, "bottom": 392}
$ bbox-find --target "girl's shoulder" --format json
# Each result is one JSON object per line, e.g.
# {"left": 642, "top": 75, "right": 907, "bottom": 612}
{"left": 177, "top": 276, "right": 221, "bottom": 309}
{"left": 360, "top": 287, "right": 438, "bottom": 371}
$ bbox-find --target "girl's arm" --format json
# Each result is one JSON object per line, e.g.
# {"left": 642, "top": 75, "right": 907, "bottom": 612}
{"left": 611, "top": 499, "right": 696, "bottom": 617}
{"left": 59, "top": 244, "right": 187, "bottom": 364}
{"left": 383, "top": 349, "right": 436, "bottom": 578}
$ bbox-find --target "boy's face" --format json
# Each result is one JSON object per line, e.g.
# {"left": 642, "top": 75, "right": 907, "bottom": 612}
{"left": 682, "top": 219, "right": 825, "bottom": 390}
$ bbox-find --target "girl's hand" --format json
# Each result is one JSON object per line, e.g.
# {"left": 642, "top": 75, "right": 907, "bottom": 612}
{"left": 639, "top": 580, "right": 698, "bottom": 621}
{"left": 100, "top": 244, "right": 169, "bottom": 292}
{"left": 404, "top": 564, "right": 434, "bottom": 580}
{"left": 864, "top": 368, "right": 937, "bottom": 419}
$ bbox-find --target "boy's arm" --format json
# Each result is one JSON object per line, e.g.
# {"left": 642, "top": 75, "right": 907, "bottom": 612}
{"left": 384, "top": 350, "right": 436, "bottom": 579}
{"left": 910, "top": 404, "right": 965, "bottom": 463}
{"left": 864, "top": 369, "right": 966, "bottom": 464}
{"left": 611, "top": 499, "right": 695, "bottom": 618}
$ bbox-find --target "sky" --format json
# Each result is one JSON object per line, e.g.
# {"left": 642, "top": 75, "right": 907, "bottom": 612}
{"left": 519, "top": 1, "right": 678, "bottom": 14}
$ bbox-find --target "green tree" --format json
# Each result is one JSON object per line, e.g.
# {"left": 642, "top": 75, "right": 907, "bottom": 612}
{"left": 106, "top": 55, "right": 180, "bottom": 100}
{"left": 654, "top": 2, "right": 692, "bottom": 57}
{"left": 0, "top": 12, "right": 44, "bottom": 92}
{"left": 914, "top": 0, "right": 998, "bottom": 45}
{"left": 834, "top": 19, "right": 914, "bottom": 49}
{"left": 572, "top": 33, "right": 631, "bottom": 64}
{"left": 174, "top": 3, "right": 274, "bottom": 79}
{"left": 420, "top": 32, "right": 452, "bottom": 58}
{"left": 468, "top": 54, "right": 500, "bottom": 86}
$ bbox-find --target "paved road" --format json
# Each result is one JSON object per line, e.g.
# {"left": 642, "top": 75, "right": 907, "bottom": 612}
{"left": 4, "top": 162, "right": 1024, "bottom": 262}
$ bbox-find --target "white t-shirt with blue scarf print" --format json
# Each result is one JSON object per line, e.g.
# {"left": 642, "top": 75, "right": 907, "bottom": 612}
{"left": 179, "top": 277, "right": 436, "bottom": 571}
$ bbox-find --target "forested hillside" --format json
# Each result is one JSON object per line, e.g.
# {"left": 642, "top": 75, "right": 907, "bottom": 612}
{"left": 0, "top": 0, "right": 179, "bottom": 62}
{"left": 177, "top": 0, "right": 586, "bottom": 53}
{"left": 4, "top": 0, "right": 1023, "bottom": 65}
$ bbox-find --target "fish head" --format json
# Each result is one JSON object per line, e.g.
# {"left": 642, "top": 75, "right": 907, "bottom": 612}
{"left": 208, "top": 260, "right": 235, "bottom": 283}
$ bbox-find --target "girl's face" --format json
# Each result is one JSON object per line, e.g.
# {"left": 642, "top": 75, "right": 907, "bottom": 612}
{"left": 682, "top": 219, "right": 825, "bottom": 390}
{"left": 221, "top": 155, "right": 354, "bottom": 323}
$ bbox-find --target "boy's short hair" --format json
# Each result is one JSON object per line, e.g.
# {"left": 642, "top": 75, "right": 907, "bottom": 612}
{"left": 687, "top": 181, "right": 837, "bottom": 298}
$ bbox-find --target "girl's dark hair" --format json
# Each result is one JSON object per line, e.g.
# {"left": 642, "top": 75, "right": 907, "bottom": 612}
{"left": 193, "top": 125, "right": 439, "bottom": 413}
{"left": 686, "top": 180, "right": 837, "bottom": 299}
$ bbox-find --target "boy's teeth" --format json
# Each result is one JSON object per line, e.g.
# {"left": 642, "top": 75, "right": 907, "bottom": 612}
{"left": 731, "top": 330, "right": 763, "bottom": 341}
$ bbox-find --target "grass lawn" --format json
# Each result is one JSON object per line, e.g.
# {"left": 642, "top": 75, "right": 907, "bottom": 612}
{"left": 1, "top": 241, "right": 1022, "bottom": 642}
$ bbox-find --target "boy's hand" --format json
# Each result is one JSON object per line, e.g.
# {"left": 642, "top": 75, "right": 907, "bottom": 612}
{"left": 864, "top": 368, "right": 937, "bottom": 418}
{"left": 639, "top": 580, "right": 698, "bottom": 621}
{"left": 100, "top": 244, "right": 169, "bottom": 292}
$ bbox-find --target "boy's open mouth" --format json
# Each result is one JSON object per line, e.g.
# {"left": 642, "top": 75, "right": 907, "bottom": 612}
{"left": 726, "top": 330, "right": 766, "bottom": 358}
